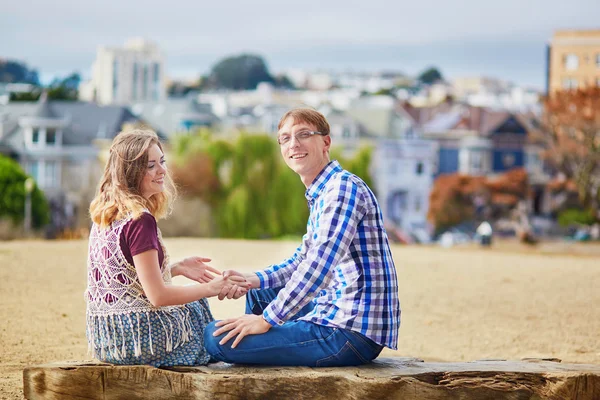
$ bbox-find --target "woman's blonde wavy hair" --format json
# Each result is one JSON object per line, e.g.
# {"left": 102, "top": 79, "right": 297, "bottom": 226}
{"left": 89, "top": 129, "right": 177, "bottom": 227}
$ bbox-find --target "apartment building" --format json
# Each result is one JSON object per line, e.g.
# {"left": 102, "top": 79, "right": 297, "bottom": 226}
{"left": 546, "top": 29, "right": 600, "bottom": 93}
{"left": 80, "top": 38, "right": 166, "bottom": 105}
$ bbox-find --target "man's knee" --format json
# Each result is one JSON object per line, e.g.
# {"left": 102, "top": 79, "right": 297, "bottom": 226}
{"left": 203, "top": 321, "right": 223, "bottom": 359}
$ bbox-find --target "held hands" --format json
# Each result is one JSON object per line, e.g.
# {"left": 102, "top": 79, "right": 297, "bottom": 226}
{"left": 207, "top": 274, "right": 251, "bottom": 298}
{"left": 213, "top": 314, "right": 272, "bottom": 348}
{"left": 218, "top": 270, "right": 249, "bottom": 300}
{"left": 171, "top": 257, "right": 220, "bottom": 283}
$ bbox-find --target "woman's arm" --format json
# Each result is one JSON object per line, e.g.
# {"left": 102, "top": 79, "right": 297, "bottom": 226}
{"left": 134, "top": 250, "right": 248, "bottom": 307}
{"left": 170, "top": 257, "right": 220, "bottom": 283}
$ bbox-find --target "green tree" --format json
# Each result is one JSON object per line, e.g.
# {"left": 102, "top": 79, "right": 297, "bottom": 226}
{"left": 331, "top": 146, "right": 374, "bottom": 190}
{"left": 203, "top": 54, "right": 275, "bottom": 90}
{"left": 0, "top": 155, "right": 49, "bottom": 228}
{"left": 417, "top": 67, "right": 443, "bottom": 85}
{"left": 10, "top": 91, "right": 41, "bottom": 102}
{"left": 0, "top": 60, "right": 40, "bottom": 84}
{"left": 171, "top": 132, "right": 375, "bottom": 239}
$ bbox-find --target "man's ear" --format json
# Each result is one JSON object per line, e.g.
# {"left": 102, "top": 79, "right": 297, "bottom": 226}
{"left": 323, "top": 135, "right": 331, "bottom": 152}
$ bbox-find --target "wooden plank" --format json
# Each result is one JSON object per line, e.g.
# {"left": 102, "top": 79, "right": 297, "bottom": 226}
{"left": 23, "top": 357, "right": 600, "bottom": 400}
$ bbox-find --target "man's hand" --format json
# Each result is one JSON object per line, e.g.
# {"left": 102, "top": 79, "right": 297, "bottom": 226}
{"left": 171, "top": 257, "right": 220, "bottom": 283}
{"left": 213, "top": 314, "right": 272, "bottom": 348}
{"left": 207, "top": 275, "right": 250, "bottom": 298}
{"left": 218, "top": 270, "right": 249, "bottom": 300}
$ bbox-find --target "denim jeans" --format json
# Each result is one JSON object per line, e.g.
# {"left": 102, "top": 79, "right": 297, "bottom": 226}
{"left": 203, "top": 288, "right": 383, "bottom": 367}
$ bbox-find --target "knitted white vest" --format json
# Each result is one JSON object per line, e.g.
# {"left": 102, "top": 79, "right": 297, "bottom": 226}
{"left": 85, "top": 214, "right": 192, "bottom": 360}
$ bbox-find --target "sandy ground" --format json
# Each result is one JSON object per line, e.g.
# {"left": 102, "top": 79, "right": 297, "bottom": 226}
{"left": 1, "top": 238, "right": 600, "bottom": 399}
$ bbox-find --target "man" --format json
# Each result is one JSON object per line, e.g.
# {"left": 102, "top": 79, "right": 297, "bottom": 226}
{"left": 204, "top": 108, "right": 400, "bottom": 367}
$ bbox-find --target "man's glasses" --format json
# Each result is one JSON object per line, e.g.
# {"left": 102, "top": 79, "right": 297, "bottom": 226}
{"left": 277, "top": 130, "right": 327, "bottom": 146}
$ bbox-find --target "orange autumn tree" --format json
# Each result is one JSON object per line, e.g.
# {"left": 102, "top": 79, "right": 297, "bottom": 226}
{"left": 427, "top": 168, "right": 529, "bottom": 233}
{"left": 541, "top": 87, "right": 600, "bottom": 217}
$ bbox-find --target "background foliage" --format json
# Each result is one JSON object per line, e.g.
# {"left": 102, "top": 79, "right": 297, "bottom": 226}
{"left": 171, "top": 131, "right": 373, "bottom": 239}
{"left": 0, "top": 155, "right": 50, "bottom": 228}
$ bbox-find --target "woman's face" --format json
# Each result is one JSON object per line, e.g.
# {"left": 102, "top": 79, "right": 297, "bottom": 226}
{"left": 140, "top": 143, "right": 167, "bottom": 199}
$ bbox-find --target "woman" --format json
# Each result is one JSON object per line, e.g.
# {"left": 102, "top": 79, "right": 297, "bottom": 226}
{"left": 86, "top": 129, "right": 248, "bottom": 366}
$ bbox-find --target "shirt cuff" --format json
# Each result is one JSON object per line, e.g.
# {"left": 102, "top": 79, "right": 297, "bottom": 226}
{"left": 255, "top": 270, "right": 268, "bottom": 289}
{"left": 262, "top": 307, "right": 286, "bottom": 326}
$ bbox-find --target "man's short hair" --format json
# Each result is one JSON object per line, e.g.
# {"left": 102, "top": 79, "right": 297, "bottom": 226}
{"left": 278, "top": 108, "right": 330, "bottom": 136}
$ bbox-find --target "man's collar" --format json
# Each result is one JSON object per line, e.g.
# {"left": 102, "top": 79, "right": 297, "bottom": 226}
{"left": 305, "top": 160, "right": 342, "bottom": 201}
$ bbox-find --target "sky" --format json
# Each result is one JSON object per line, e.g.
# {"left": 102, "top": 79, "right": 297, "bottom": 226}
{"left": 1, "top": 0, "right": 599, "bottom": 90}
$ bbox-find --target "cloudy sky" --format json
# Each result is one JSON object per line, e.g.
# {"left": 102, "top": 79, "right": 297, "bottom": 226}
{"left": 2, "top": 0, "right": 599, "bottom": 89}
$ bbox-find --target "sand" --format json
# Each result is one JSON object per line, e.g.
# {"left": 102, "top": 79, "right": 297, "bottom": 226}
{"left": 1, "top": 238, "right": 599, "bottom": 399}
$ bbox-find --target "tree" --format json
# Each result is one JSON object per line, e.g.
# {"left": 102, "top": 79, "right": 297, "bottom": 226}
{"left": 10, "top": 91, "right": 41, "bottom": 102}
{"left": 273, "top": 74, "right": 296, "bottom": 90}
{"left": 540, "top": 87, "right": 600, "bottom": 219}
{"left": 0, "top": 60, "right": 40, "bottom": 85}
{"left": 417, "top": 67, "right": 443, "bottom": 85}
{"left": 170, "top": 130, "right": 374, "bottom": 239}
{"left": 427, "top": 168, "right": 529, "bottom": 234}
{"left": 0, "top": 155, "right": 50, "bottom": 228}
{"left": 47, "top": 72, "right": 80, "bottom": 100}
{"left": 331, "top": 146, "right": 374, "bottom": 190}
{"left": 203, "top": 54, "right": 275, "bottom": 90}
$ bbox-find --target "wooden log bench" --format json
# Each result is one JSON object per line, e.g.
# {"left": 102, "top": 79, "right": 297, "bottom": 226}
{"left": 23, "top": 357, "right": 600, "bottom": 399}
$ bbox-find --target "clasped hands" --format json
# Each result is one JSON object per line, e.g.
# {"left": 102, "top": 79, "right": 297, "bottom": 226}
{"left": 171, "top": 257, "right": 249, "bottom": 299}
{"left": 172, "top": 258, "right": 269, "bottom": 347}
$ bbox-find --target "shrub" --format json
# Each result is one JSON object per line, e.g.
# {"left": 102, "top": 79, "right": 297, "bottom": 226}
{"left": 557, "top": 208, "right": 597, "bottom": 227}
{"left": 0, "top": 155, "right": 49, "bottom": 228}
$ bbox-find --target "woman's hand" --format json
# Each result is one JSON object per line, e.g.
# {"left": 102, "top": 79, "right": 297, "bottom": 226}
{"left": 207, "top": 274, "right": 251, "bottom": 298}
{"left": 171, "top": 257, "right": 220, "bottom": 283}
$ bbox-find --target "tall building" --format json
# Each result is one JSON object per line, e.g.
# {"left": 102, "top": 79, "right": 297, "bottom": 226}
{"left": 547, "top": 30, "right": 600, "bottom": 94}
{"left": 80, "top": 38, "right": 165, "bottom": 105}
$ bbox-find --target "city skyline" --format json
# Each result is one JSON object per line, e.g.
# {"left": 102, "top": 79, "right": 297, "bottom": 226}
{"left": 2, "top": 0, "right": 599, "bottom": 89}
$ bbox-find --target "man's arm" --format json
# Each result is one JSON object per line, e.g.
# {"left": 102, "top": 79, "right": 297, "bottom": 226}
{"left": 263, "top": 178, "right": 367, "bottom": 326}
{"left": 217, "top": 238, "right": 307, "bottom": 300}
{"left": 213, "top": 177, "right": 368, "bottom": 346}
{"left": 255, "top": 239, "right": 307, "bottom": 289}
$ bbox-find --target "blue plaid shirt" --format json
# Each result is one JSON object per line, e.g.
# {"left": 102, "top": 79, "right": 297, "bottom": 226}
{"left": 256, "top": 161, "right": 401, "bottom": 349}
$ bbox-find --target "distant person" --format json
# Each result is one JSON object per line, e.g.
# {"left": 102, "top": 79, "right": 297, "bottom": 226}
{"left": 476, "top": 221, "right": 493, "bottom": 247}
{"left": 204, "top": 108, "right": 401, "bottom": 367}
{"left": 85, "top": 129, "right": 249, "bottom": 366}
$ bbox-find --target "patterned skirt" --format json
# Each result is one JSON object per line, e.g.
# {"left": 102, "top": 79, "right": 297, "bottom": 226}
{"left": 91, "top": 299, "right": 214, "bottom": 367}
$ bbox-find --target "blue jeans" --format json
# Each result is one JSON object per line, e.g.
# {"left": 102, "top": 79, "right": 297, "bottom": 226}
{"left": 204, "top": 288, "right": 383, "bottom": 367}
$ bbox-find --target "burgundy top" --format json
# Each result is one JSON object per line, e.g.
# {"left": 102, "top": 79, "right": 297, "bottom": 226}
{"left": 119, "top": 213, "right": 165, "bottom": 268}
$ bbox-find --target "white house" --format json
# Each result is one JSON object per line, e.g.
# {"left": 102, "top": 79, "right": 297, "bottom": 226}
{"left": 372, "top": 138, "right": 438, "bottom": 242}
{"left": 0, "top": 95, "right": 152, "bottom": 230}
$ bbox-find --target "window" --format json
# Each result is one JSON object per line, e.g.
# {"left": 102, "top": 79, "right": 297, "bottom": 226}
{"left": 503, "top": 153, "right": 515, "bottom": 168}
{"left": 44, "top": 161, "right": 58, "bottom": 188}
{"left": 562, "top": 78, "right": 578, "bottom": 90}
{"left": 415, "top": 162, "right": 424, "bottom": 175}
{"left": 414, "top": 195, "right": 422, "bottom": 212}
{"left": 471, "top": 151, "right": 482, "bottom": 171}
{"left": 564, "top": 54, "right": 579, "bottom": 70}
{"left": 526, "top": 151, "right": 542, "bottom": 172}
{"left": 112, "top": 60, "right": 119, "bottom": 98}
{"left": 143, "top": 64, "right": 149, "bottom": 99}
{"left": 27, "top": 161, "right": 39, "bottom": 182}
{"left": 153, "top": 63, "right": 160, "bottom": 83}
{"left": 389, "top": 162, "right": 396, "bottom": 175}
{"left": 342, "top": 126, "right": 352, "bottom": 138}
{"left": 153, "top": 63, "right": 160, "bottom": 100}
{"left": 132, "top": 62, "right": 138, "bottom": 100}
{"left": 32, "top": 128, "right": 40, "bottom": 144}
{"left": 46, "top": 129, "right": 56, "bottom": 144}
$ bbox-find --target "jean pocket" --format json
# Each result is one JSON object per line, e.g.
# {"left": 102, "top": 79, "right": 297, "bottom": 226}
{"left": 315, "top": 324, "right": 338, "bottom": 340}
{"left": 315, "top": 341, "right": 369, "bottom": 367}
{"left": 343, "top": 330, "right": 383, "bottom": 354}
